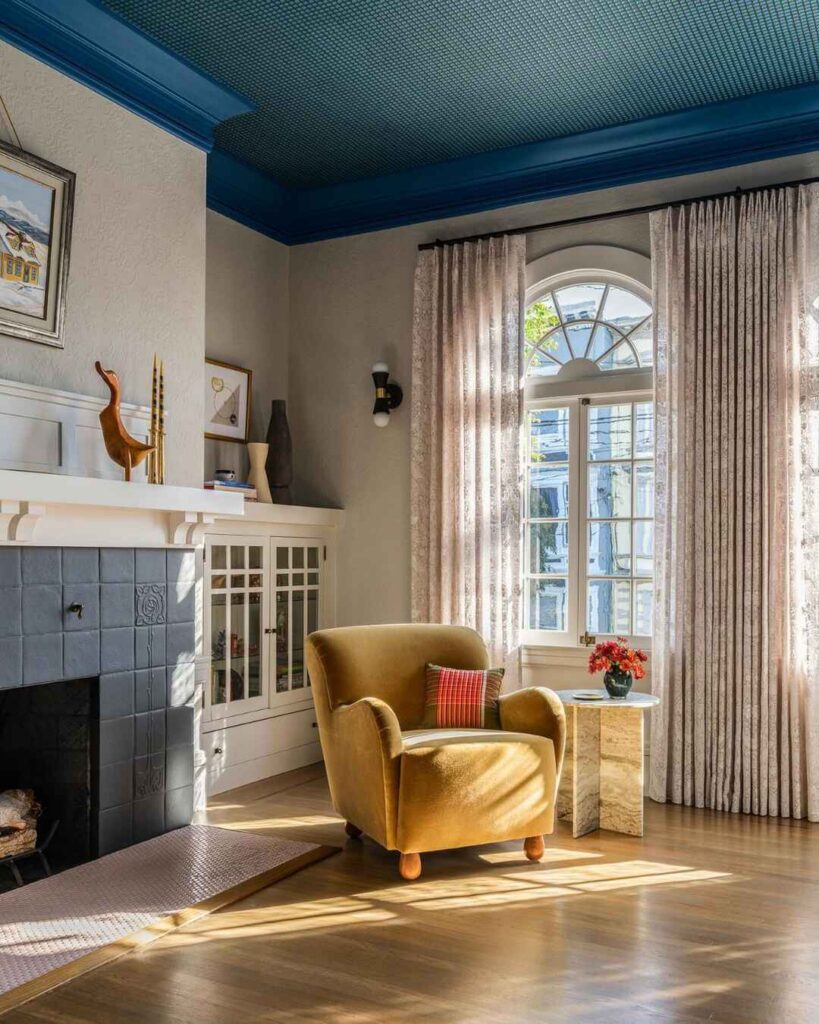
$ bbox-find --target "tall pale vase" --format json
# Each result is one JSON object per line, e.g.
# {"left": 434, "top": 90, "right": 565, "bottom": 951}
{"left": 246, "top": 442, "right": 273, "bottom": 503}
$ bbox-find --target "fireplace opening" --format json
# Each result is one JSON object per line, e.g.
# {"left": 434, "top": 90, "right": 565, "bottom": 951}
{"left": 0, "top": 677, "right": 97, "bottom": 882}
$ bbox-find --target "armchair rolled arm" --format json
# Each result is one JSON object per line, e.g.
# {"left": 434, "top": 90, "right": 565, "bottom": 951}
{"left": 498, "top": 687, "right": 566, "bottom": 775}
{"left": 335, "top": 696, "right": 403, "bottom": 761}
{"left": 330, "top": 697, "right": 403, "bottom": 847}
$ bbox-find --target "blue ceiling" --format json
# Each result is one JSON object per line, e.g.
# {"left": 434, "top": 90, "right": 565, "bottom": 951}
{"left": 100, "top": 0, "right": 819, "bottom": 190}
{"left": 3, "top": 0, "right": 819, "bottom": 242}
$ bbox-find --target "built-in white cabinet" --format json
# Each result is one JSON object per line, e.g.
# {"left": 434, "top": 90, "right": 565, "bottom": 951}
{"left": 199, "top": 504, "right": 342, "bottom": 795}
{"left": 204, "top": 536, "right": 325, "bottom": 721}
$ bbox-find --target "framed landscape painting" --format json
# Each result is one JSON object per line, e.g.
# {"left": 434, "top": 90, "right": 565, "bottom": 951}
{"left": 0, "top": 139, "right": 75, "bottom": 347}
{"left": 205, "top": 358, "right": 253, "bottom": 442}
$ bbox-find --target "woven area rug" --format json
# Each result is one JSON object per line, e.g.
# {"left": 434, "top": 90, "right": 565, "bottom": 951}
{"left": 0, "top": 824, "right": 336, "bottom": 1012}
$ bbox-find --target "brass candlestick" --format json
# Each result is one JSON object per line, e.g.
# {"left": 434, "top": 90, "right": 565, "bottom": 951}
{"left": 147, "top": 354, "right": 166, "bottom": 484}
{"left": 147, "top": 356, "right": 156, "bottom": 483}
{"left": 158, "top": 359, "right": 165, "bottom": 484}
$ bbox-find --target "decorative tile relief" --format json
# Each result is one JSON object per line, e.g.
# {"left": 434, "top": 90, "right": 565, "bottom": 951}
{"left": 135, "top": 583, "right": 167, "bottom": 626}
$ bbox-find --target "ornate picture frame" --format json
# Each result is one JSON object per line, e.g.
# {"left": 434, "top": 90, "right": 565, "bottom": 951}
{"left": 0, "top": 138, "right": 75, "bottom": 347}
{"left": 205, "top": 357, "right": 253, "bottom": 443}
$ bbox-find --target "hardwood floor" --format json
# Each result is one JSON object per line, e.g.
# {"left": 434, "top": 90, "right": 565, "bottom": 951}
{"left": 6, "top": 765, "right": 819, "bottom": 1023}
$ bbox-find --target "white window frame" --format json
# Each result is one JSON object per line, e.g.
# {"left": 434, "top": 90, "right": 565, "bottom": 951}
{"left": 522, "top": 267, "right": 654, "bottom": 650}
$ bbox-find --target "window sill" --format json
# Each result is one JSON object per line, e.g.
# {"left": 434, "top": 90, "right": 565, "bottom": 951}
{"left": 520, "top": 643, "right": 652, "bottom": 665}
{"left": 520, "top": 644, "right": 591, "bottom": 666}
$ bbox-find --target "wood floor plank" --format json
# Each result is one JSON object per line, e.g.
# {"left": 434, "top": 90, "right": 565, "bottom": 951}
{"left": 4, "top": 766, "right": 818, "bottom": 1023}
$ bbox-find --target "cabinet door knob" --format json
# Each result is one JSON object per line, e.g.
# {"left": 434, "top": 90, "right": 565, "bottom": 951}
{"left": 264, "top": 627, "right": 275, "bottom": 635}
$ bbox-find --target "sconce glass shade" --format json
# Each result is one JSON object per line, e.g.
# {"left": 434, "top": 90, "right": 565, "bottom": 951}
{"left": 371, "top": 361, "right": 401, "bottom": 427}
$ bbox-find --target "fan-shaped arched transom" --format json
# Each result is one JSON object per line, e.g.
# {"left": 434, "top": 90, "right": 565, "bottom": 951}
{"left": 525, "top": 279, "right": 652, "bottom": 377}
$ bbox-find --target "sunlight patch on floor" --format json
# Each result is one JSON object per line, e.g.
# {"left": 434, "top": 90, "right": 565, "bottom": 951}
{"left": 575, "top": 868, "right": 731, "bottom": 892}
{"left": 155, "top": 896, "right": 397, "bottom": 947}
{"left": 503, "top": 859, "right": 690, "bottom": 885}
{"left": 634, "top": 979, "right": 743, "bottom": 1004}
{"left": 199, "top": 907, "right": 396, "bottom": 938}
{"left": 382, "top": 860, "right": 732, "bottom": 911}
{"left": 415, "top": 885, "right": 577, "bottom": 910}
{"left": 150, "top": 856, "right": 737, "bottom": 944}
{"left": 213, "top": 814, "right": 342, "bottom": 831}
{"left": 480, "top": 847, "right": 603, "bottom": 864}
{"left": 360, "top": 875, "right": 546, "bottom": 904}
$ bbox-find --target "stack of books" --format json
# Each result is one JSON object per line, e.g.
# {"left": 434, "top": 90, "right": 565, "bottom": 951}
{"left": 204, "top": 480, "right": 257, "bottom": 501}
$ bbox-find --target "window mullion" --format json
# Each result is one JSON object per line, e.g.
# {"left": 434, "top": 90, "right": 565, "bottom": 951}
{"left": 574, "top": 400, "right": 587, "bottom": 644}
{"left": 567, "top": 399, "right": 582, "bottom": 645}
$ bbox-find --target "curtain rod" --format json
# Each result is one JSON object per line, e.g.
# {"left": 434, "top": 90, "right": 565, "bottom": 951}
{"left": 417, "top": 174, "right": 819, "bottom": 250}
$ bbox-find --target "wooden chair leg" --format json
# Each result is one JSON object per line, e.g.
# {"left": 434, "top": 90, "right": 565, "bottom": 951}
{"left": 345, "top": 821, "right": 362, "bottom": 839}
{"left": 524, "top": 835, "right": 545, "bottom": 862}
{"left": 399, "top": 853, "right": 422, "bottom": 880}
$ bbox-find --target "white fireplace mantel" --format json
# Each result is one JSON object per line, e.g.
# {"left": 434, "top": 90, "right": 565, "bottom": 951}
{"left": 0, "top": 469, "right": 243, "bottom": 547}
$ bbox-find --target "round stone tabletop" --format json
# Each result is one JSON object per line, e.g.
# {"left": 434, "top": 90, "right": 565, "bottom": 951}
{"left": 553, "top": 688, "right": 660, "bottom": 709}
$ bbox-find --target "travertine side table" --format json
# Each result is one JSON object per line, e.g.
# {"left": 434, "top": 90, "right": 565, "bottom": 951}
{"left": 554, "top": 690, "right": 660, "bottom": 838}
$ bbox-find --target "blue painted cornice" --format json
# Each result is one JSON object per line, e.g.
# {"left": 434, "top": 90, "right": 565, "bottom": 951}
{"left": 211, "top": 81, "right": 819, "bottom": 245}
{"left": 285, "top": 81, "right": 819, "bottom": 244}
{"left": 207, "top": 150, "right": 294, "bottom": 244}
{"left": 0, "top": 0, "right": 254, "bottom": 151}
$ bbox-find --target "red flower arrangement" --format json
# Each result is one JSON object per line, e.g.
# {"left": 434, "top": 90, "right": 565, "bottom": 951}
{"left": 588, "top": 637, "right": 648, "bottom": 679}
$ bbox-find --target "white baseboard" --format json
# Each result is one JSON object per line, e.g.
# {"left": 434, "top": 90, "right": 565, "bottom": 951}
{"left": 206, "top": 741, "right": 322, "bottom": 795}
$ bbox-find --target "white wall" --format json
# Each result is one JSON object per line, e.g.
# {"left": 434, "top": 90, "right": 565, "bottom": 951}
{"left": 289, "top": 151, "right": 819, "bottom": 631}
{"left": 204, "top": 210, "right": 289, "bottom": 482}
{"left": 0, "top": 41, "right": 206, "bottom": 486}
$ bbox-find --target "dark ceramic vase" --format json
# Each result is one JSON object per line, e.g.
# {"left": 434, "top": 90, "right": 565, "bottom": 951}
{"left": 264, "top": 399, "right": 293, "bottom": 504}
{"left": 603, "top": 668, "right": 633, "bottom": 699}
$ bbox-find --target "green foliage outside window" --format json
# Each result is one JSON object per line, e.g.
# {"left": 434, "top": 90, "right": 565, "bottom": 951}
{"left": 525, "top": 300, "right": 560, "bottom": 351}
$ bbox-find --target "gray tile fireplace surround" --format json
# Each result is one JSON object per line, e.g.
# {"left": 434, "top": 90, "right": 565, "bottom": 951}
{"left": 0, "top": 546, "right": 196, "bottom": 858}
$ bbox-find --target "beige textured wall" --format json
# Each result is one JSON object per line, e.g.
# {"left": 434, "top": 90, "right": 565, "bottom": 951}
{"left": 204, "top": 211, "right": 289, "bottom": 482}
{"left": 289, "top": 151, "right": 819, "bottom": 627}
{"left": 0, "top": 41, "right": 206, "bottom": 486}
{"left": 289, "top": 212, "right": 649, "bottom": 627}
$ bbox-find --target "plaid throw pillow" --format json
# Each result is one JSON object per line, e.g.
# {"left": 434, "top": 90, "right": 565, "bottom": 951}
{"left": 423, "top": 664, "right": 504, "bottom": 729}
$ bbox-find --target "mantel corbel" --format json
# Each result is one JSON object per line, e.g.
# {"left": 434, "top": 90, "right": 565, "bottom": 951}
{"left": 0, "top": 500, "right": 46, "bottom": 542}
{"left": 168, "top": 511, "right": 216, "bottom": 546}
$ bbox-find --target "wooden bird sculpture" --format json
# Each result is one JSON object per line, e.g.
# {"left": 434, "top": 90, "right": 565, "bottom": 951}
{"left": 95, "top": 361, "right": 156, "bottom": 481}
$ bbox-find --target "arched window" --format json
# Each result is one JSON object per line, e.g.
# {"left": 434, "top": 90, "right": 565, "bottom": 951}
{"left": 525, "top": 277, "right": 652, "bottom": 379}
{"left": 523, "top": 267, "right": 654, "bottom": 649}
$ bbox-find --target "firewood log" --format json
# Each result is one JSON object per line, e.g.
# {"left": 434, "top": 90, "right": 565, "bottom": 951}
{"left": 0, "top": 789, "right": 40, "bottom": 831}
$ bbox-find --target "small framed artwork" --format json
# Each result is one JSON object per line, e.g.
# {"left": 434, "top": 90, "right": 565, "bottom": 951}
{"left": 0, "top": 138, "right": 75, "bottom": 347}
{"left": 205, "top": 358, "right": 253, "bottom": 442}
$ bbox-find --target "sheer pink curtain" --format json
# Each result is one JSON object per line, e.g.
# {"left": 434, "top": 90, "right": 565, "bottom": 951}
{"left": 410, "top": 236, "right": 525, "bottom": 675}
{"left": 650, "top": 185, "right": 819, "bottom": 819}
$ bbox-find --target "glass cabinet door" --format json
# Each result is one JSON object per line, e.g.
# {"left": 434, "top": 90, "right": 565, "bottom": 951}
{"left": 271, "top": 540, "right": 322, "bottom": 706}
{"left": 206, "top": 540, "right": 268, "bottom": 718}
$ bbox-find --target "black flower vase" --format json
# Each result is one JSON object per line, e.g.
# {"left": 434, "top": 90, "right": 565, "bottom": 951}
{"left": 604, "top": 668, "right": 633, "bottom": 699}
{"left": 264, "top": 399, "right": 293, "bottom": 504}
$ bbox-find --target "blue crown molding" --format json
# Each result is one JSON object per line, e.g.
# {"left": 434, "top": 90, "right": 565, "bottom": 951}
{"left": 207, "top": 150, "right": 294, "bottom": 244}
{"left": 0, "top": 0, "right": 254, "bottom": 151}
{"left": 206, "top": 82, "right": 819, "bottom": 244}
{"left": 284, "top": 82, "right": 819, "bottom": 243}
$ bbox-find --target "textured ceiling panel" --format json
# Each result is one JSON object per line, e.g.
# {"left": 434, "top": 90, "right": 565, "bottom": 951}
{"left": 101, "top": 0, "right": 819, "bottom": 188}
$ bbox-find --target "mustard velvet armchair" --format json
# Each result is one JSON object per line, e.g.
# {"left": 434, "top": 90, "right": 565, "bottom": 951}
{"left": 305, "top": 623, "right": 566, "bottom": 880}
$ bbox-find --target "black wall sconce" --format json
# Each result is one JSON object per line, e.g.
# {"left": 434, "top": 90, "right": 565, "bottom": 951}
{"left": 371, "top": 362, "right": 403, "bottom": 428}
